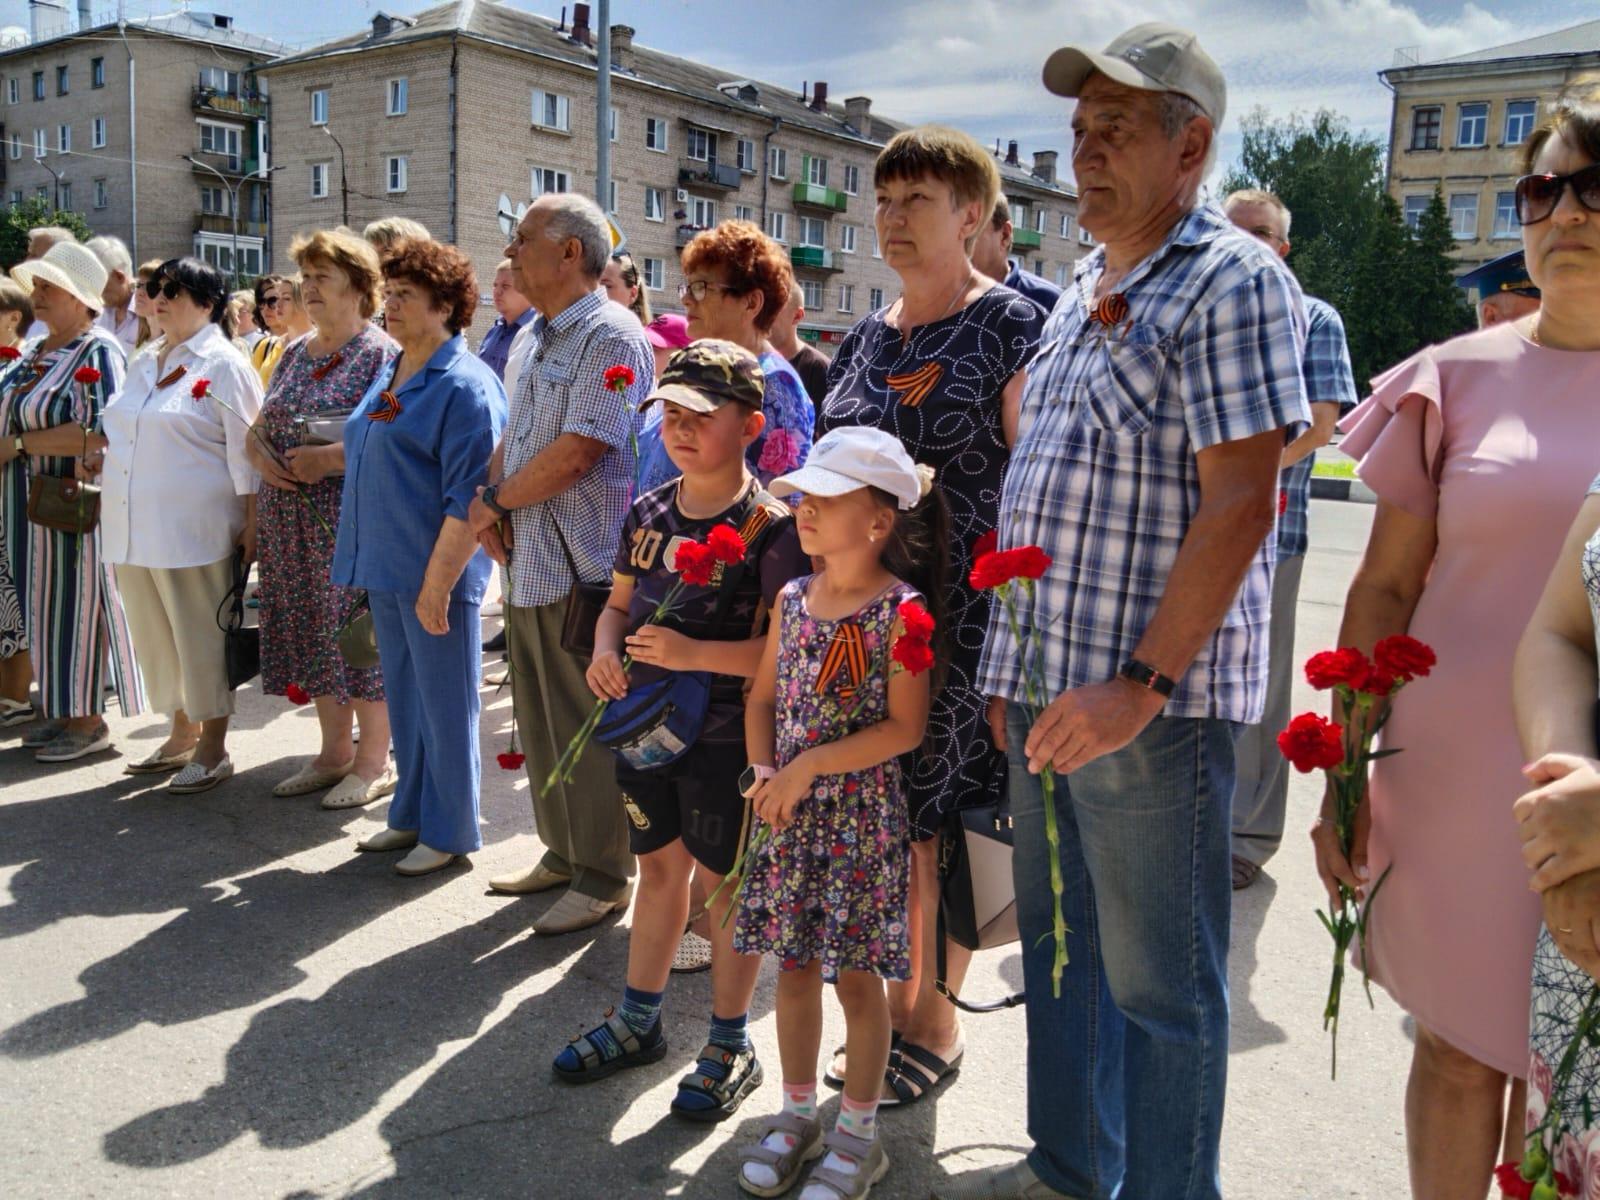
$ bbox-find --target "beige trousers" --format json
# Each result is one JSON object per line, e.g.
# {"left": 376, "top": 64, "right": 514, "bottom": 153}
{"left": 115, "top": 556, "right": 237, "bottom": 723}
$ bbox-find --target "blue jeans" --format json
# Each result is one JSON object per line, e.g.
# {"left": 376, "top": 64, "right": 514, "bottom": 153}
{"left": 1007, "top": 703, "right": 1238, "bottom": 1200}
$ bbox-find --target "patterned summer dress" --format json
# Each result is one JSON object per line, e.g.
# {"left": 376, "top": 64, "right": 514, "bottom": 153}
{"left": 256, "top": 327, "right": 396, "bottom": 702}
{"left": 732, "top": 575, "right": 918, "bottom": 983}
{"left": 0, "top": 349, "right": 26, "bottom": 659}
{"left": 1525, "top": 474, "right": 1600, "bottom": 1188}
{"left": 819, "top": 287, "right": 1045, "bottom": 839}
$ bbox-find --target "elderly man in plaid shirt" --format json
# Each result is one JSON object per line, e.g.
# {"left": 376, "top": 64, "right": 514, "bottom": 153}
{"left": 467, "top": 193, "right": 654, "bottom": 936}
{"left": 1223, "top": 188, "right": 1359, "bottom": 892}
{"left": 944, "top": 24, "right": 1311, "bottom": 1200}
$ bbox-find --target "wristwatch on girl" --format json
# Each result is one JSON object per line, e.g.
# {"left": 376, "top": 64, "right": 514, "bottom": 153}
{"left": 740, "top": 763, "right": 776, "bottom": 797}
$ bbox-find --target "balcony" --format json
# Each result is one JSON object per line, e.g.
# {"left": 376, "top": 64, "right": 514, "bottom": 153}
{"left": 792, "top": 182, "right": 848, "bottom": 213}
{"left": 189, "top": 148, "right": 259, "bottom": 179}
{"left": 789, "top": 246, "right": 842, "bottom": 273}
{"left": 192, "top": 86, "right": 267, "bottom": 120}
{"left": 195, "top": 212, "right": 267, "bottom": 238}
{"left": 1011, "top": 227, "right": 1043, "bottom": 250}
{"left": 678, "top": 160, "right": 741, "bottom": 192}
{"left": 675, "top": 223, "right": 713, "bottom": 249}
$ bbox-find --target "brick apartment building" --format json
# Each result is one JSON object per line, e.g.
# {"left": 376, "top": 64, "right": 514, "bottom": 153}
{"left": 1379, "top": 17, "right": 1600, "bottom": 275}
{"left": 0, "top": 7, "right": 289, "bottom": 277}
{"left": 260, "top": 1, "right": 1082, "bottom": 348}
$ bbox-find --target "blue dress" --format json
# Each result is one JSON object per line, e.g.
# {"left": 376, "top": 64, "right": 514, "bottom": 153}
{"left": 819, "top": 287, "right": 1045, "bottom": 839}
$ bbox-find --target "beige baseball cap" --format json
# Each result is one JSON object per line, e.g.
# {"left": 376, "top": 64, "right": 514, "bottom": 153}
{"left": 1043, "top": 22, "right": 1226, "bottom": 127}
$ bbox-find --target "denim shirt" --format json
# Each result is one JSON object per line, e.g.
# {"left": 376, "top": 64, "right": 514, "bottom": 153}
{"left": 332, "top": 334, "right": 507, "bottom": 603}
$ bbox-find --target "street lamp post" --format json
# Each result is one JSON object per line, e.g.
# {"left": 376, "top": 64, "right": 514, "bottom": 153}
{"left": 183, "top": 154, "right": 283, "bottom": 286}
{"left": 322, "top": 125, "right": 349, "bottom": 228}
{"left": 34, "top": 156, "right": 63, "bottom": 212}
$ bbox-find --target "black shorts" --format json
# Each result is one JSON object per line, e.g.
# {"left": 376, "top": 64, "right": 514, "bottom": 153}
{"left": 616, "top": 738, "right": 751, "bottom": 875}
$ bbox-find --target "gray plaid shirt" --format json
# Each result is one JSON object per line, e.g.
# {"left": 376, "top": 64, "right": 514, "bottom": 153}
{"left": 502, "top": 288, "right": 654, "bottom": 609}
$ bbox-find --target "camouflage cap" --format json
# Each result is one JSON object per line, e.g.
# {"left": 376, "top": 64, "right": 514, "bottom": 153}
{"left": 643, "top": 338, "right": 766, "bottom": 414}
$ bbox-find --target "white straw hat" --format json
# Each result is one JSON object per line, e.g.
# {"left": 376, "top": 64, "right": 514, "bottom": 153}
{"left": 11, "top": 241, "right": 108, "bottom": 315}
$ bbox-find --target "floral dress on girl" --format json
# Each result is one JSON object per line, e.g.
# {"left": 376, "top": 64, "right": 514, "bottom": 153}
{"left": 732, "top": 575, "right": 919, "bottom": 983}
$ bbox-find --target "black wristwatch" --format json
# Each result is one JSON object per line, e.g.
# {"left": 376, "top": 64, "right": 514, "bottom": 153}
{"left": 480, "top": 484, "right": 510, "bottom": 518}
{"left": 1118, "top": 658, "right": 1176, "bottom": 698}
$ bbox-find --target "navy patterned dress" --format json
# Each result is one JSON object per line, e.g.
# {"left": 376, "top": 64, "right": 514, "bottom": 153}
{"left": 819, "top": 286, "right": 1045, "bottom": 839}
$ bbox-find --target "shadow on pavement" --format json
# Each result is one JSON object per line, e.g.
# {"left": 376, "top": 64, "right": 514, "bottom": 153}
{"left": 1228, "top": 873, "right": 1288, "bottom": 1054}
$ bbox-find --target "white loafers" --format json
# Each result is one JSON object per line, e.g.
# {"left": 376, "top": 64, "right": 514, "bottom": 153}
{"left": 394, "top": 845, "right": 459, "bottom": 876}
{"left": 320, "top": 763, "right": 398, "bottom": 810}
{"left": 273, "top": 760, "right": 354, "bottom": 798}
{"left": 168, "top": 756, "right": 234, "bottom": 795}
{"left": 356, "top": 827, "right": 419, "bottom": 852}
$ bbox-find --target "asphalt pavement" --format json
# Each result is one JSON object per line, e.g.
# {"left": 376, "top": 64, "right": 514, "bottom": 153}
{"left": 0, "top": 498, "right": 1406, "bottom": 1199}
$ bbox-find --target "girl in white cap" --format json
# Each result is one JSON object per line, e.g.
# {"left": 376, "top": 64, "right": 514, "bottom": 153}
{"left": 733, "top": 425, "right": 944, "bottom": 1200}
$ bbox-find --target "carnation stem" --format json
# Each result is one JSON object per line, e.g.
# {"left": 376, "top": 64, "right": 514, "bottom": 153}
{"left": 208, "top": 392, "right": 340, "bottom": 541}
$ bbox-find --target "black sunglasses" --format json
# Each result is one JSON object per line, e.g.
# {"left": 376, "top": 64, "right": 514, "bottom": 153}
{"left": 144, "top": 278, "right": 186, "bottom": 300}
{"left": 1515, "top": 163, "right": 1600, "bottom": 226}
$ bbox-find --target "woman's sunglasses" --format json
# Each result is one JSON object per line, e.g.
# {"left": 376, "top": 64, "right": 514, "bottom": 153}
{"left": 1515, "top": 163, "right": 1600, "bottom": 226}
{"left": 144, "top": 278, "right": 188, "bottom": 301}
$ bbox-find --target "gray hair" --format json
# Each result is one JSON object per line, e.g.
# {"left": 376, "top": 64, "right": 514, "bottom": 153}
{"left": 27, "top": 225, "right": 76, "bottom": 251}
{"left": 363, "top": 216, "right": 431, "bottom": 248}
{"left": 538, "top": 193, "right": 611, "bottom": 279}
{"left": 85, "top": 234, "right": 133, "bottom": 277}
{"left": 1158, "top": 92, "right": 1218, "bottom": 178}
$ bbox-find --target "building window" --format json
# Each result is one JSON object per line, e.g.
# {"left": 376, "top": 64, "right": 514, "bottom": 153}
{"left": 1034, "top": 257, "right": 1045, "bottom": 275}
{"left": 767, "top": 211, "right": 788, "bottom": 242}
{"left": 1055, "top": 262, "right": 1070, "bottom": 287}
{"left": 532, "top": 166, "right": 570, "bottom": 195}
{"left": 807, "top": 155, "right": 828, "bottom": 186}
{"left": 1060, "top": 212, "right": 1072, "bottom": 238}
{"left": 801, "top": 280, "right": 823, "bottom": 309}
{"left": 1448, "top": 193, "right": 1478, "bottom": 240}
{"left": 7, "top": 78, "right": 17, "bottom": 105}
{"left": 387, "top": 155, "right": 408, "bottom": 194}
{"left": 838, "top": 284, "right": 854, "bottom": 313}
{"left": 839, "top": 224, "right": 857, "bottom": 253}
{"left": 311, "top": 89, "right": 328, "bottom": 126}
{"left": 1456, "top": 102, "right": 1487, "bottom": 147}
{"left": 1079, "top": 227, "right": 1094, "bottom": 246}
{"left": 91, "top": 116, "right": 105, "bottom": 148}
{"left": 644, "top": 186, "right": 664, "bottom": 222}
{"left": 32, "top": 128, "right": 44, "bottom": 157}
{"left": 645, "top": 116, "right": 668, "bottom": 152}
{"left": 737, "top": 138, "right": 755, "bottom": 173}
{"left": 198, "top": 121, "right": 241, "bottom": 165}
{"left": 1493, "top": 191, "right": 1518, "bottom": 239}
{"left": 869, "top": 287, "right": 884, "bottom": 310}
{"left": 311, "top": 161, "right": 329, "bottom": 199}
{"left": 1010, "top": 201, "right": 1027, "bottom": 228}
{"left": 1402, "top": 194, "right": 1429, "bottom": 230}
{"left": 842, "top": 163, "right": 860, "bottom": 195}
{"left": 734, "top": 204, "right": 753, "bottom": 222}
{"left": 200, "top": 185, "right": 228, "bottom": 214}
{"left": 31, "top": 72, "right": 43, "bottom": 101}
{"left": 1505, "top": 100, "right": 1537, "bottom": 146}
{"left": 387, "top": 78, "right": 408, "bottom": 116}
{"left": 607, "top": 179, "right": 618, "bottom": 214}
{"left": 798, "top": 216, "right": 825, "bottom": 247}
{"left": 642, "top": 257, "right": 664, "bottom": 291}
{"left": 1034, "top": 208, "right": 1047, "bottom": 233}
{"left": 685, "top": 127, "right": 711, "bottom": 162}
{"left": 691, "top": 196, "right": 716, "bottom": 227}
{"left": 55, "top": 66, "right": 67, "bottom": 96}
{"left": 873, "top": 230, "right": 881, "bottom": 257}
{"left": 769, "top": 146, "right": 788, "bottom": 179}
{"left": 1410, "top": 106, "right": 1441, "bottom": 150}
{"left": 56, "top": 124, "right": 69, "bottom": 152}
{"left": 532, "top": 89, "right": 571, "bottom": 132}
{"left": 58, "top": 181, "right": 70, "bottom": 210}
{"left": 35, "top": 186, "right": 48, "bottom": 203}
{"left": 8, "top": 133, "right": 18, "bottom": 159}
{"left": 91, "top": 57, "right": 104, "bottom": 88}
{"left": 199, "top": 66, "right": 237, "bottom": 94}
{"left": 15, "top": 188, "right": 27, "bottom": 205}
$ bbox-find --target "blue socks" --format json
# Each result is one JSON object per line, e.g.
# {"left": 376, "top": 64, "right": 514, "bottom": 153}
{"left": 553, "top": 985, "right": 664, "bottom": 1074}
{"left": 673, "top": 1012, "right": 752, "bottom": 1114}
{"left": 710, "top": 1011, "right": 751, "bottom": 1054}
{"left": 620, "top": 985, "right": 664, "bottom": 1037}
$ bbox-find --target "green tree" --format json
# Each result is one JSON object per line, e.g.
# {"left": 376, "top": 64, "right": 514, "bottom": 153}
{"left": 1224, "top": 108, "right": 1474, "bottom": 386}
{"left": 0, "top": 198, "right": 93, "bottom": 272}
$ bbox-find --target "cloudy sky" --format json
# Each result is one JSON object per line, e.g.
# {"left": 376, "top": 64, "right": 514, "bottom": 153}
{"left": 4, "top": 0, "right": 1593, "bottom": 175}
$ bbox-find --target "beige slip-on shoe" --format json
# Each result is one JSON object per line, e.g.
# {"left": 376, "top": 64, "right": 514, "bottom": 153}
{"left": 273, "top": 759, "right": 354, "bottom": 798}
{"left": 532, "top": 884, "right": 634, "bottom": 935}
{"left": 488, "top": 862, "right": 571, "bottom": 895}
{"left": 356, "top": 827, "right": 419, "bottom": 852}
{"left": 394, "top": 845, "right": 459, "bottom": 876}
{"left": 321, "top": 763, "right": 398, "bottom": 809}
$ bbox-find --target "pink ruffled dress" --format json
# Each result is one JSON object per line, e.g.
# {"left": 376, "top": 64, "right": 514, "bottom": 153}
{"left": 1339, "top": 320, "right": 1600, "bottom": 1076}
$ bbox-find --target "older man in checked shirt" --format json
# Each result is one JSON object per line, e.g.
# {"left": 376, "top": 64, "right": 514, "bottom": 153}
{"left": 945, "top": 24, "right": 1311, "bottom": 1200}
{"left": 466, "top": 193, "right": 653, "bottom": 936}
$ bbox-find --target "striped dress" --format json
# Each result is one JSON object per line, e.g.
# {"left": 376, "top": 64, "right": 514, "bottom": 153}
{"left": 0, "top": 351, "right": 25, "bottom": 659}
{"left": 0, "top": 327, "right": 143, "bottom": 719}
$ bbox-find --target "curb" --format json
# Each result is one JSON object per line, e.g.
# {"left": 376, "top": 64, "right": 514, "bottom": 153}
{"left": 1310, "top": 477, "right": 1376, "bottom": 505}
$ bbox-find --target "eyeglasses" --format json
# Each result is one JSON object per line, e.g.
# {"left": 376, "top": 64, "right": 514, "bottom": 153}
{"left": 1515, "top": 163, "right": 1600, "bottom": 226}
{"left": 259, "top": 296, "right": 282, "bottom": 308}
{"left": 144, "top": 278, "right": 184, "bottom": 300}
{"left": 677, "top": 280, "right": 740, "bottom": 302}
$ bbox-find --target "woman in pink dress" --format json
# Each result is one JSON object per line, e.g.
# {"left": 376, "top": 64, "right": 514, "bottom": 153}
{"left": 1319, "top": 96, "right": 1600, "bottom": 1197}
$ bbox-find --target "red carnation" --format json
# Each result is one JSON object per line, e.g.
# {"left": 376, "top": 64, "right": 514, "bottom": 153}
{"left": 898, "top": 599, "right": 935, "bottom": 642}
{"left": 284, "top": 683, "right": 311, "bottom": 706}
{"left": 602, "top": 364, "right": 635, "bottom": 392}
{"left": 1357, "top": 665, "right": 1396, "bottom": 698}
{"left": 1278, "top": 488, "right": 1288, "bottom": 517}
{"left": 73, "top": 366, "right": 101, "bottom": 385}
{"left": 1304, "top": 647, "right": 1370, "bottom": 691}
{"left": 969, "top": 550, "right": 1013, "bottom": 591}
{"left": 891, "top": 635, "right": 935, "bottom": 676}
{"left": 1373, "top": 634, "right": 1436, "bottom": 682}
{"left": 1010, "top": 546, "right": 1052, "bottom": 580}
{"left": 497, "top": 752, "right": 526, "bottom": 771}
{"left": 674, "top": 540, "right": 717, "bottom": 587}
{"left": 1276, "top": 712, "right": 1345, "bottom": 774}
{"left": 190, "top": 377, "right": 211, "bottom": 400}
{"left": 706, "top": 523, "right": 747, "bottom": 565}
{"left": 972, "top": 530, "right": 997, "bottom": 561}
{"left": 0, "top": 346, "right": 20, "bottom": 361}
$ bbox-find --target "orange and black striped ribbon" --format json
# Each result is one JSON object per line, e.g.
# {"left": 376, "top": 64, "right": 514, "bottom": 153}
{"left": 310, "top": 352, "right": 344, "bottom": 381}
{"left": 368, "top": 390, "right": 402, "bottom": 423}
{"left": 155, "top": 365, "right": 188, "bottom": 389}
{"left": 13, "top": 362, "right": 49, "bottom": 395}
{"left": 1090, "top": 293, "right": 1130, "bottom": 327}
{"left": 815, "top": 622, "right": 867, "bottom": 700}
{"left": 886, "top": 361, "right": 942, "bottom": 409}
{"left": 736, "top": 505, "right": 771, "bottom": 546}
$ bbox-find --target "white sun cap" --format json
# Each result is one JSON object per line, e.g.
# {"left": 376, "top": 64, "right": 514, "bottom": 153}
{"left": 770, "top": 425, "right": 928, "bottom": 511}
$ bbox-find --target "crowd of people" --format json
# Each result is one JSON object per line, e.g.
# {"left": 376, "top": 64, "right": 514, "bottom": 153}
{"left": 4, "top": 17, "right": 1600, "bottom": 1200}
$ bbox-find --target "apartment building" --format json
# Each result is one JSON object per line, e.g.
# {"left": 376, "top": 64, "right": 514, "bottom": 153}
{"left": 259, "top": 1, "right": 1081, "bottom": 348}
{"left": 1379, "top": 17, "right": 1600, "bottom": 273}
{"left": 0, "top": 9, "right": 288, "bottom": 278}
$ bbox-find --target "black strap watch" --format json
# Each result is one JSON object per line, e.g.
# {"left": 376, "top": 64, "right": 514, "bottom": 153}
{"left": 1118, "top": 658, "right": 1176, "bottom": 698}
{"left": 480, "top": 484, "right": 510, "bottom": 518}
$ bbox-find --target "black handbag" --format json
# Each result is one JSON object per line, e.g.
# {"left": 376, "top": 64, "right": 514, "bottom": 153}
{"left": 935, "top": 784, "right": 1026, "bottom": 1014}
{"left": 550, "top": 512, "right": 612, "bottom": 659}
{"left": 216, "top": 548, "right": 260, "bottom": 690}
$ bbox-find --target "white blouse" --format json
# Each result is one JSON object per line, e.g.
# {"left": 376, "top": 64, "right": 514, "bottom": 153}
{"left": 100, "top": 322, "right": 263, "bottom": 568}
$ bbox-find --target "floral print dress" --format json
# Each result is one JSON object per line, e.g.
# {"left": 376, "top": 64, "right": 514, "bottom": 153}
{"left": 732, "top": 575, "right": 917, "bottom": 983}
{"left": 256, "top": 327, "right": 396, "bottom": 702}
